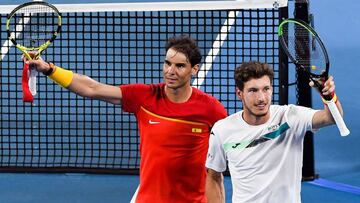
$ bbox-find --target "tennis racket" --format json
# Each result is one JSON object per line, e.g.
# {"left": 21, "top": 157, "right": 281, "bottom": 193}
{"left": 278, "top": 18, "right": 349, "bottom": 136}
{"left": 6, "top": 1, "right": 61, "bottom": 102}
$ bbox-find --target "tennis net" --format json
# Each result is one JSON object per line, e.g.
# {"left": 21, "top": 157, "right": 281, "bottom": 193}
{"left": 0, "top": 1, "right": 288, "bottom": 173}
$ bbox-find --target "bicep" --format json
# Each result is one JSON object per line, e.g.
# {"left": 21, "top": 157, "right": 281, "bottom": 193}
{"left": 207, "top": 168, "right": 223, "bottom": 182}
{"left": 206, "top": 168, "right": 225, "bottom": 203}
{"left": 94, "top": 83, "right": 122, "bottom": 105}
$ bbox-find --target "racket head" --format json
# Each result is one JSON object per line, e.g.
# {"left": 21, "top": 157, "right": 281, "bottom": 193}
{"left": 6, "top": 1, "right": 61, "bottom": 59}
{"left": 278, "top": 18, "right": 329, "bottom": 79}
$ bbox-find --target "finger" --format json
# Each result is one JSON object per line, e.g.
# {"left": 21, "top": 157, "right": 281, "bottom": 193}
{"left": 322, "top": 83, "right": 329, "bottom": 93}
{"left": 323, "top": 79, "right": 334, "bottom": 91}
{"left": 310, "top": 79, "right": 324, "bottom": 90}
{"left": 28, "top": 51, "right": 37, "bottom": 59}
{"left": 22, "top": 54, "right": 29, "bottom": 62}
{"left": 29, "top": 62, "right": 37, "bottom": 70}
{"left": 322, "top": 85, "right": 335, "bottom": 95}
{"left": 27, "top": 60, "right": 39, "bottom": 69}
{"left": 324, "top": 75, "right": 333, "bottom": 84}
{"left": 24, "top": 58, "right": 36, "bottom": 65}
{"left": 309, "top": 81, "right": 314, "bottom": 87}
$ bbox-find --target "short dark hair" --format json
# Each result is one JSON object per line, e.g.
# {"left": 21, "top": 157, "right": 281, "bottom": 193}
{"left": 165, "top": 35, "right": 202, "bottom": 67}
{"left": 234, "top": 61, "right": 274, "bottom": 90}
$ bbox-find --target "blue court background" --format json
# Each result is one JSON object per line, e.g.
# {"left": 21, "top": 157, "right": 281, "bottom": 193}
{"left": 310, "top": 0, "right": 360, "bottom": 188}
{"left": 0, "top": 0, "right": 359, "bottom": 202}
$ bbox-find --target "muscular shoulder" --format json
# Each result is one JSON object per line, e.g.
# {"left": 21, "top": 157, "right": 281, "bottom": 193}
{"left": 281, "top": 104, "right": 316, "bottom": 118}
{"left": 271, "top": 104, "right": 317, "bottom": 130}
{"left": 212, "top": 112, "right": 239, "bottom": 132}
{"left": 120, "top": 83, "right": 164, "bottom": 96}
{"left": 120, "top": 83, "right": 165, "bottom": 113}
{"left": 120, "top": 83, "right": 161, "bottom": 90}
{"left": 192, "top": 88, "right": 222, "bottom": 106}
{"left": 190, "top": 88, "right": 227, "bottom": 124}
{"left": 270, "top": 104, "right": 313, "bottom": 116}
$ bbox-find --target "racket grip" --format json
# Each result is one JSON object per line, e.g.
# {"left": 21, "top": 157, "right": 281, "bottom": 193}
{"left": 325, "top": 100, "right": 350, "bottom": 136}
{"left": 29, "top": 69, "right": 38, "bottom": 96}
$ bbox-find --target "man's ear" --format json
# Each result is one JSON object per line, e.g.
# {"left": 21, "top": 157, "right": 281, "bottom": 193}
{"left": 191, "top": 64, "right": 199, "bottom": 76}
{"left": 236, "top": 87, "right": 243, "bottom": 101}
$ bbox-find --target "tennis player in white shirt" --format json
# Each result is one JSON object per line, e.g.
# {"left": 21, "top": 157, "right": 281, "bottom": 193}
{"left": 205, "top": 61, "right": 344, "bottom": 203}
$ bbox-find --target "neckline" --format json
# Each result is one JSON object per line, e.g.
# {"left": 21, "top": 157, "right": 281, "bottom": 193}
{"left": 237, "top": 107, "right": 272, "bottom": 128}
{"left": 163, "top": 85, "right": 195, "bottom": 104}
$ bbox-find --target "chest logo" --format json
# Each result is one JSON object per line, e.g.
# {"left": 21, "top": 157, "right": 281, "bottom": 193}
{"left": 149, "top": 120, "right": 160, "bottom": 124}
{"left": 192, "top": 128, "right": 202, "bottom": 133}
{"left": 223, "top": 122, "right": 290, "bottom": 152}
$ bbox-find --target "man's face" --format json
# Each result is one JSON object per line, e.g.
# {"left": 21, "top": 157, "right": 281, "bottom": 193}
{"left": 163, "top": 48, "right": 198, "bottom": 90}
{"left": 237, "top": 75, "right": 273, "bottom": 119}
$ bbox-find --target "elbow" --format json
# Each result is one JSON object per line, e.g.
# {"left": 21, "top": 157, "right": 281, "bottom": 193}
{"left": 68, "top": 84, "right": 97, "bottom": 99}
{"left": 81, "top": 87, "right": 97, "bottom": 99}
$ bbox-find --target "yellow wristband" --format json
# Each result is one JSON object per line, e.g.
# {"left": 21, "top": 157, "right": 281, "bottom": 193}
{"left": 322, "top": 93, "right": 338, "bottom": 104}
{"left": 48, "top": 65, "right": 74, "bottom": 88}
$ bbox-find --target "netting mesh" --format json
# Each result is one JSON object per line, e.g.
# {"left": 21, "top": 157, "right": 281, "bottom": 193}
{"left": 1, "top": 4, "right": 283, "bottom": 173}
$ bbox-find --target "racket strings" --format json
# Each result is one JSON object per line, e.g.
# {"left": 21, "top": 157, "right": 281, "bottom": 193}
{"left": 282, "top": 23, "right": 326, "bottom": 77}
{"left": 9, "top": 4, "right": 59, "bottom": 49}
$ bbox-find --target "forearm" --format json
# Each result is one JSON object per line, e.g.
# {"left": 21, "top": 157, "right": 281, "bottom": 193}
{"left": 311, "top": 76, "right": 347, "bottom": 131}
{"left": 46, "top": 63, "right": 122, "bottom": 104}
{"left": 47, "top": 64, "right": 98, "bottom": 97}
{"left": 313, "top": 99, "right": 344, "bottom": 129}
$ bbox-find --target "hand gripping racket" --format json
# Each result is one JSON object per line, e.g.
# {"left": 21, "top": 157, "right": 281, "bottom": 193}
{"left": 278, "top": 18, "right": 350, "bottom": 136}
{"left": 6, "top": 1, "right": 61, "bottom": 102}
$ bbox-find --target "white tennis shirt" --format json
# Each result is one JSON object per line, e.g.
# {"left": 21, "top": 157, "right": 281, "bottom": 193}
{"left": 206, "top": 104, "right": 318, "bottom": 203}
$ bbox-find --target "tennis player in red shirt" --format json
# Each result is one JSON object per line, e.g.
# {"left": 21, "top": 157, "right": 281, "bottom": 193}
{"left": 26, "top": 35, "right": 227, "bottom": 202}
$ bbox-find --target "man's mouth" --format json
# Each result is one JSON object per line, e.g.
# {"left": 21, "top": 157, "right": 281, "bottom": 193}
{"left": 255, "top": 103, "right": 266, "bottom": 109}
{"left": 167, "top": 78, "right": 177, "bottom": 82}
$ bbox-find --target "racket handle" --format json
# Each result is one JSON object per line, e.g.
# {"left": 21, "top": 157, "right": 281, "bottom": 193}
{"left": 29, "top": 69, "right": 37, "bottom": 96}
{"left": 325, "top": 100, "right": 350, "bottom": 136}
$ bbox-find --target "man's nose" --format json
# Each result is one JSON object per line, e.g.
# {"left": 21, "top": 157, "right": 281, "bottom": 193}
{"left": 257, "top": 91, "right": 266, "bottom": 101}
{"left": 167, "top": 65, "right": 176, "bottom": 74}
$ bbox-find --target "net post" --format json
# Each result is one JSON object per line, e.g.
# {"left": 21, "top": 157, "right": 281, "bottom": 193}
{"left": 294, "top": 0, "right": 319, "bottom": 181}
{"left": 278, "top": 6, "right": 289, "bottom": 105}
